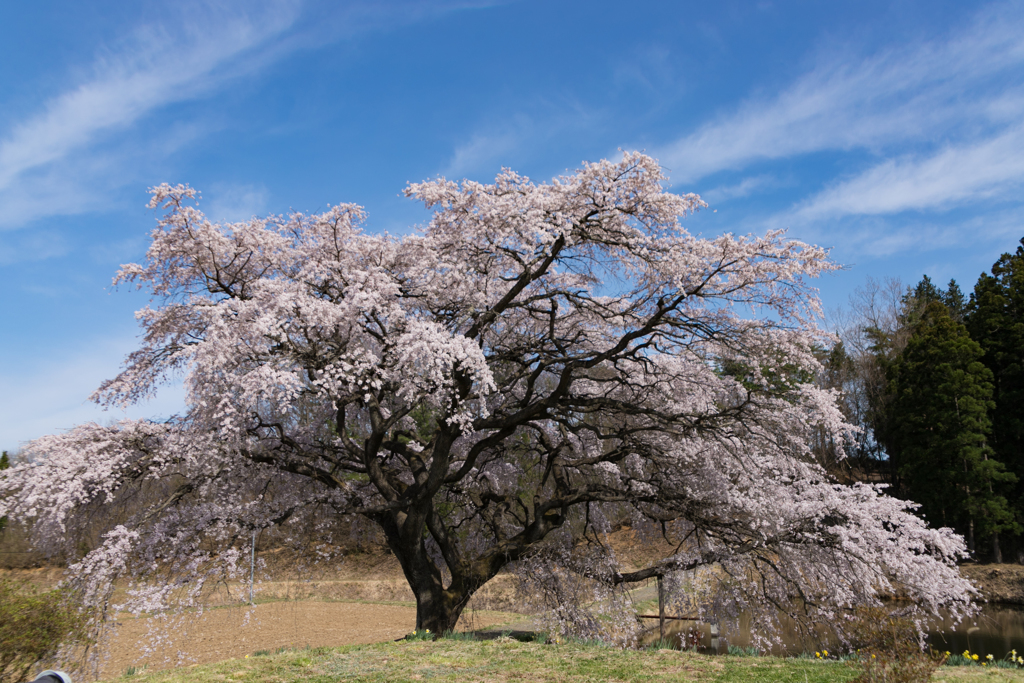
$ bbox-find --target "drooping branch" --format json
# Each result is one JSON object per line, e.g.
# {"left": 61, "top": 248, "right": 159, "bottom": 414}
{"left": 0, "top": 153, "right": 977, "bottom": 640}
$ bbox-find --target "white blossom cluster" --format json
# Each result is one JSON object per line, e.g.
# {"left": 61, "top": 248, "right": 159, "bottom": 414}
{"left": 0, "top": 153, "right": 975, "bottom": 642}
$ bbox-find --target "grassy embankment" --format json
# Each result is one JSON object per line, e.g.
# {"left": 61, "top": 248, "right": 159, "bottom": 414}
{"left": 105, "top": 637, "right": 1024, "bottom": 683}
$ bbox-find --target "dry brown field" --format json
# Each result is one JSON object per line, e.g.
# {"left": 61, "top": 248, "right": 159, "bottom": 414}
{"left": 22, "top": 530, "right": 1023, "bottom": 680}
{"left": 2, "top": 547, "right": 530, "bottom": 679}
{"left": 98, "top": 599, "right": 520, "bottom": 679}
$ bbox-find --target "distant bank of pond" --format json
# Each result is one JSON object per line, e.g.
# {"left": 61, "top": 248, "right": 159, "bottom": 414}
{"left": 638, "top": 603, "right": 1024, "bottom": 659}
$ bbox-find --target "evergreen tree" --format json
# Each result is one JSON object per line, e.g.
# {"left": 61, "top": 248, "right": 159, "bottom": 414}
{"left": 912, "top": 274, "right": 943, "bottom": 306}
{"left": 967, "top": 238, "right": 1024, "bottom": 549}
{"left": 943, "top": 279, "right": 967, "bottom": 322}
{"left": 886, "top": 301, "right": 1018, "bottom": 558}
{"left": 860, "top": 276, "right": 956, "bottom": 495}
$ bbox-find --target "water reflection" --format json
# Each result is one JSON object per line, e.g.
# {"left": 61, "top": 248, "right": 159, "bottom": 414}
{"left": 637, "top": 604, "right": 1024, "bottom": 659}
{"left": 927, "top": 604, "right": 1024, "bottom": 659}
{"left": 638, "top": 612, "right": 834, "bottom": 656}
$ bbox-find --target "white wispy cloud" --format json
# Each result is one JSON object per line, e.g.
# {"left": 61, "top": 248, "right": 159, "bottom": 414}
{"left": 204, "top": 182, "right": 271, "bottom": 223}
{"left": 700, "top": 174, "right": 781, "bottom": 205}
{"left": 0, "top": 118, "right": 214, "bottom": 232}
{"left": 441, "top": 106, "right": 590, "bottom": 178}
{"left": 791, "top": 124, "right": 1024, "bottom": 221}
{"left": 780, "top": 201, "right": 1024, "bottom": 262}
{"left": 444, "top": 128, "right": 530, "bottom": 178}
{"left": 0, "top": 1, "right": 300, "bottom": 229}
{"left": 0, "top": 0, "right": 515, "bottom": 233}
{"left": 0, "top": 230, "right": 70, "bottom": 266}
{"left": 658, "top": 4, "right": 1024, "bottom": 183}
{"left": 0, "top": 332, "right": 186, "bottom": 449}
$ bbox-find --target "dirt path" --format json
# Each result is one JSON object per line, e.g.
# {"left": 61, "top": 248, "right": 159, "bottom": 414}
{"left": 97, "top": 601, "right": 514, "bottom": 680}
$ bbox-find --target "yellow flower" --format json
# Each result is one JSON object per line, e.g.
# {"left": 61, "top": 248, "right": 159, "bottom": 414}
{"left": 871, "top": 654, "right": 876, "bottom": 659}
{"left": 425, "top": 629, "right": 430, "bottom": 633}
{"left": 945, "top": 651, "right": 950, "bottom": 656}
{"left": 987, "top": 654, "right": 994, "bottom": 660}
{"left": 815, "top": 652, "right": 821, "bottom": 658}
{"left": 973, "top": 654, "right": 979, "bottom": 660}
{"left": 964, "top": 650, "right": 971, "bottom": 657}
{"left": 823, "top": 650, "right": 828, "bottom": 656}
{"left": 1017, "top": 656, "right": 1023, "bottom": 664}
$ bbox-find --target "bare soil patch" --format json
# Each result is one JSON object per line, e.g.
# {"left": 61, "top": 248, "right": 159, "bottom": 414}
{"left": 2, "top": 547, "right": 522, "bottom": 680}
{"left": 0, "top": 565, "right": 66, "bottom": 588}
{"left": 960, "top": 563, "right": 1024, "bottom": 604}
{"left": 98, "top": 600, "right": 516, "bottom": 679}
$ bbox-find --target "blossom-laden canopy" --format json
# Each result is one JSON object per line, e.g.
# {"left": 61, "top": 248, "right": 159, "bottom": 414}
{"left": 0, "top": 153, "right": 973, "bottom": 638}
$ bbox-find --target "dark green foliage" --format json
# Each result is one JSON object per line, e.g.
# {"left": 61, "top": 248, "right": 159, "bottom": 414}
{"left": 943, "top": 279, "right": 967, "bottom": 321}
{"left": 440, "top": 629, "right": 478, "bottom": 641}
{"left": 967, "top": 239, "right": 1024, "bottom": 548}
{"left": 0, "top": 579, "right": 92, "bottom": 683}
{"left": 912, "top": 274, "right": 943, "bottom": 307}
{"left": 885, "top": 301, "right": 1018, "bottom": 550}
{"left": 718, "top": 355, "right": 814, "bottom": 396}
{"left": 857, "top": 304, "right": 914, "bottom": 493}
{"left": 405, "top": 629, "right": 435, "bottom": 641}
{"left": 840, "top": 254, "right": 1024, "bottom": 557}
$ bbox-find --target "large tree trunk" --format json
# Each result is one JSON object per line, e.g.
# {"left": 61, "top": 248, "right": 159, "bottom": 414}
{"left": 367, "top": 451, "right": 567, "bottom": 636}
{"left": 413, "top": 582, "right": 475, "bottom": 634}
{"left": 993, "top": 533, "right": 1003, "bottom": 564}
{"left": 375, "top": 511, "right": 478, "bottom": 636}
{"left": 413, "top": 585, "right": 464, "bottom": 633}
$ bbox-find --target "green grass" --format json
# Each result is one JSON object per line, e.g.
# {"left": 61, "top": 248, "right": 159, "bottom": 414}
{"left": 101, "top": 638, "right": 1024, "bottom": 683}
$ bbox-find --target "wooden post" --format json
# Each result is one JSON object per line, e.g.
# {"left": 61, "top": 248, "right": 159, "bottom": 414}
{"left": 657, "top": 574, "right": 665, "bottom": 642}
{"left": 249, "top": 529, "right": 256, "bottom": 605}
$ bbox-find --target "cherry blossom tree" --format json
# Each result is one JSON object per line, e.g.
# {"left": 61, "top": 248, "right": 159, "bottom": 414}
{"left": 0, "top": 153, "right": 974, "bottom": 638}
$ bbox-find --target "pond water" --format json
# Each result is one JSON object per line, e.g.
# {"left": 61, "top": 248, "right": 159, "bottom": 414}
{"left": 637, "top": 603, "right": 1024, "bottom": 660}
{"left": 926, "top": 604, "right": 1024, "bottom": 659}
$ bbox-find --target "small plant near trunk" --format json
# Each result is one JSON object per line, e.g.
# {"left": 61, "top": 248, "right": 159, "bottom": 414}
{"left": 405, "top": 628, "right": 434, "bottom": 641}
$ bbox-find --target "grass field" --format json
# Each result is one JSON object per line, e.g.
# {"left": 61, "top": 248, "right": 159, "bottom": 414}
{"left": 104, "top": 637, "right": 1024, "bottom": 683}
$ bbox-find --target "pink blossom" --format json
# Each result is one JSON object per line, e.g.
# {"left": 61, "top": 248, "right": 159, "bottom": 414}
{"left": 0, "top": 153, "right": 975, "bottom": 642}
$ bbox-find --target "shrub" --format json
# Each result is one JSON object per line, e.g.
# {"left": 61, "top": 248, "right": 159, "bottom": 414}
{"left": 847, "top": 606, "right": 944, "bottom": 683}
{"left": 0, "top": 579, "right": 92, "bottom": 683}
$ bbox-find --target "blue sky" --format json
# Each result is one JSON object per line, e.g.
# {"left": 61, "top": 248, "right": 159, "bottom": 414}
{"left": 2, "top": 0, "right": 1023, "bottom": 450}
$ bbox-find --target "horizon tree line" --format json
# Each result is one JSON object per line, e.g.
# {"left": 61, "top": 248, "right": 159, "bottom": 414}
{"left": 825, "top": 238, "right": 1024, "bottom": 563}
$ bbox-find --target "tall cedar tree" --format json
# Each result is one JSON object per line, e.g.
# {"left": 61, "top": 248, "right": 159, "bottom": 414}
{"left": 857, "top": 277, "right": 944, "bottom": 493}
{"left": 944, "top": 279, "right": 967, "bottom": 322}
{"left": 967, "top": 239, "right": 1024, "bottom": 540}
{"left": 887, "top": 301, "right": 1017, "bottom": 558}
